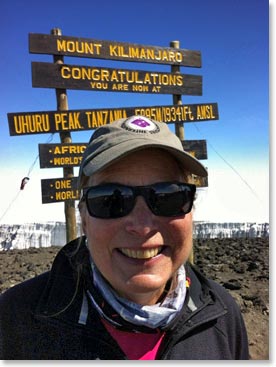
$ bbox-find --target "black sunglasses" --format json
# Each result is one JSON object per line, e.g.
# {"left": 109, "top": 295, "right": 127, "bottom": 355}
{"left": 81, "top": 181, "right": 196, "bottom": 219}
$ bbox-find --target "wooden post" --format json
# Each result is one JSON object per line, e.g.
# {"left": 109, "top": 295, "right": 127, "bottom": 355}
{"left": 170, "top": 41, "right": 184, "bottom": 140}
{"left": 51, "top": 28, "right": 77, "bottom": 243}
{"left": 170, "top": 40, "right": 194, "bottom": 264}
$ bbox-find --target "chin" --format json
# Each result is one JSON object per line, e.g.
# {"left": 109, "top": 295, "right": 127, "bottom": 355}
{"left": 118, "top": 275, "right": 168, "bottom": 304}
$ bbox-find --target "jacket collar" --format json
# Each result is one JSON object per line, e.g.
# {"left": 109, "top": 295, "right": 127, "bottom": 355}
{"left": 34, "top": 237, "right": 227, "bottom": 331}
{"left": 35, "top": 236, "right": 90, "bottom": 320}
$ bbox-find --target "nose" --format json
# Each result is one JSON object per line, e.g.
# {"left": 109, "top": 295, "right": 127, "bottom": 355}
{"left": 125, "top": 196, "right": 158, "bottom": 237}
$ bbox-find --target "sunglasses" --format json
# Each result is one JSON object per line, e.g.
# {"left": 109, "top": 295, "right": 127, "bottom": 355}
{"left": 81, "top": 181, "right": 196, "bottom": 219}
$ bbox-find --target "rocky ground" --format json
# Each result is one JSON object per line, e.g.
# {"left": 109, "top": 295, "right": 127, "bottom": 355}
{"left": 0, "top": 237, "right": 269, "bottom": 360}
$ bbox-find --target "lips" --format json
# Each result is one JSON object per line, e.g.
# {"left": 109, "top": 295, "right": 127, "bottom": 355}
{"left": 119, "top": 246, "right": 163, "bottom": 259}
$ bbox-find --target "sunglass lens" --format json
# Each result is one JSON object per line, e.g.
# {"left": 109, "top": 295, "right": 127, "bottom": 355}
{"left": 149, "top": 183, "right": 194, "bottom": 216}
{"left": 86, "top": 185, "right": 134, "bottom": 218}
{"left": 85, "top": 182, "right": 195, "bottom": 218}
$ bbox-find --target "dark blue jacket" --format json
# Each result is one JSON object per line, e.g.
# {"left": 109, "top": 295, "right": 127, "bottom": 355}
{"left": 0, "top": 236, "right": 249, "bottom": 360}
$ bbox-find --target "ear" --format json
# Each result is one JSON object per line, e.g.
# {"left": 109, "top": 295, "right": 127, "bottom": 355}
{"left": 79, "top": 205, "right": 88, "bottom": 235}
{"left": 81, "top": 216, "right": 87, "bottom": 235}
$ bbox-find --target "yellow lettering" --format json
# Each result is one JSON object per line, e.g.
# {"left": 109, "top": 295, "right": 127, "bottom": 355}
{"left": 90, "top": 82, "right": 108, "bottom": 89}
{"left": 152, "top": 86, "right": 161, "bottom": 93}
{"left": 60, "top": 65, "right": 185, "bottom": 90}
{"left": 13, "top": 114, "right": 50, "bottom": 134}
{"left": 55, "top": 179, "right": 71, "bottom": 190}
{"left": 90, "top": 112, "right": 105, "bottom": 128}
{"left": 112, "top": 84, "right": 129, "bottom": 91}
{"left": 140, "top": 48, "right": 146, "bottom": 59}
{"left": 57, "top": 39, "right": 102, "bottom": 55}
{"left": 109, "top": 45, "right": 117, "bottom": 56}
{"left": 176, "top": 75, "right": 183, "bottom": 86}
{"left": 130, "top": 47, "right": 140, "bottom": 58}
{"left": 132, "top": 85, "right": 149, "bottom": 92}
{"left": 54, "top": 112, "right": 82, "bottom": 130}
{"left": 52, "top": 157, "right": 82, "bottom": 166}
{"left": 54, "top": 113, "right": 66, "bottom": 130}
{"left": 197, "top": 105, "right": 214, "bottom": 120}
{"left": 68, "top": 146, "right": 76, "bottom": 154}
{"left": 57, "top": 39, "right": 66, "bottom": 52}
{"left": 143, "top": 73, "right": 152, "bottom": 84}
{"left": 100, "top": 69, "right": 109, "bottom": 82}
{"left": 54, "top": 146, "right": 62, "bottom": 154}
{"left": 68, "top": 112, "right": 81, "bottom": 129}
{"left": 55, "top": 189, "right": 79, "bottom": 201}
{"left": 108, "top": 45, "right": 183, "bottom": 63}
{"left": 61, "top": 66, "right": 71, "bottom": 78}
{"left": 61, "top": 146, "right": 69, "bottom": 154}
{"left": 110, "top": 70, "right": 119, "bottom": 82}
{"left": 109, "top": 109, "right": 127, "bottom": 122}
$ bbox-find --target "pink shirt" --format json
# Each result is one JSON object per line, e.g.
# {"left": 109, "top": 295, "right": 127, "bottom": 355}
{"left": 102, "top": 319, "right": 166, "bottom": 360}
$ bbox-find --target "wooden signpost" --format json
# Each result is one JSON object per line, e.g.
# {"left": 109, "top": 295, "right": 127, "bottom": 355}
{"left": 7, "top": 28, "right": 219, "bottom": 244}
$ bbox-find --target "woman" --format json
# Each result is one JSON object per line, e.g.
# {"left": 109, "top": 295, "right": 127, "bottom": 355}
{"left": 0, "top": 116, "right": 249, "bottom": 360}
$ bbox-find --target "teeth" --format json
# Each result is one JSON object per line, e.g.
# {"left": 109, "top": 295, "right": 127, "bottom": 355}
{"left": 120, "top": 247, "right": 162, "bottom": 259}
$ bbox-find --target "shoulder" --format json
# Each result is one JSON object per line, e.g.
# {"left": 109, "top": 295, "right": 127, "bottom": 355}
{"left": 208, "top": 277, "right": 236, "bottom": 302}
{"left": 187, "top": 263, "right": 243, "bottom": 315}
{"left": 0, "top": 235, "right": 87, "bottom": 309}
{"left": 0, "top": 272, "right": 50, "bottom": 342}
{"left": 0, "top": 272, "right": 49, "bottom": 311}
{"left": 207, "top": 278, "right": 243, "bottom": 316}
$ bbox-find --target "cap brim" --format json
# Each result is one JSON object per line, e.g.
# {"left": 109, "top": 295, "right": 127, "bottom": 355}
{"left": 82, "top": 138, "right": 207, "bottom": 178}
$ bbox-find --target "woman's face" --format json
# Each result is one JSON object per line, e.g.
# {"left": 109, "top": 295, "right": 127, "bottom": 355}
{"left": 81, "top": 149, "right": 193, "bottom": 305}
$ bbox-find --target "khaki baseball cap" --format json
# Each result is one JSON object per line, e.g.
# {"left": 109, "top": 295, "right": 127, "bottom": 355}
{"left": 78, "top": 116, "right": 207, "bottom": 187}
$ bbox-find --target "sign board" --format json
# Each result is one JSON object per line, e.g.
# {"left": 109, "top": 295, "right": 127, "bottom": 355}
{"left": 39, "top": 143, "right": 86, "bottom": 168}
{"left": 41, "top": 177, "right": 79, "bottom": 203}
{"left": 32, "top": 62, "right": 202, "bottom": 95}
{"left": 39, "top": 140, "right": 207, "bottom": 168}
{"left": 8, "top": 103, "right": 218, "bottom": 136}
{"left": 29, "top": 33, "right": 201, "bottom": 67}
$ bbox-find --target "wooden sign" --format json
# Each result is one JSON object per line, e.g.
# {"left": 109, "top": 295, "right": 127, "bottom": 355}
{"left": 29, "top": 33, "right": 201, "bottom": 67}
{"left": 182, "top": 140, "right": 207, "bottom": 160}
{"left": 41, "top": 177, "right": 79, "bottom": 203}
{"left": 39, "top": 140, "right": 207, "bottom": 168}
{"left": 8, "top": 103, "right": 218, "bottom": 136}
{"left": 39, "top": 143, "right": 86, "bottom": 168}
{"left": 32, "top": 62, "right": 202, "bottom": 95}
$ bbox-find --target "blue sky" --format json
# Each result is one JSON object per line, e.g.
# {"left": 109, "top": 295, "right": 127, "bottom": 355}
{"left": 0, "top": 0, "right": 270, "bottom": 224}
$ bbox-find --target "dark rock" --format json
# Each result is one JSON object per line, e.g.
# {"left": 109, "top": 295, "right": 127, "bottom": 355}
{"left": 247, "top": 262, "right": 258, "bottom": 271}
{"left": 223, "top": 280, "right": 242, "bottom": 290}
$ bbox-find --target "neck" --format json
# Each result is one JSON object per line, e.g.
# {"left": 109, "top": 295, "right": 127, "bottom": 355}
{"left": 118, "top": 278, "right": 174, "bottom": 306}
{"left": 120, "top": 289, "right": 165, "bottom": 306}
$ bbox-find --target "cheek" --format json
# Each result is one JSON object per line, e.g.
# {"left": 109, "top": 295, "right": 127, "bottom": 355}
{"left": 168, "top": 214, "right": 193, "bottom": 261}
{"left": 82, "top": 211, "right": 105, "bottom": 241}
{"left": 80, "top": 211, "right": 114, "bottom": 261}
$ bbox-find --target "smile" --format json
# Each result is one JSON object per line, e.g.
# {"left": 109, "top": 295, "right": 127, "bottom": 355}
{"left": 120, "top": 246, "right": 163, "bottom": 259}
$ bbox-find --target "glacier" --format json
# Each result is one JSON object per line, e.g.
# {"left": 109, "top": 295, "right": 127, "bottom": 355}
{"left": 0, "top": 222, "right": 81, "bottom": 250}
{"left": 0, "top": 221, "right": 269, "bottom": 251}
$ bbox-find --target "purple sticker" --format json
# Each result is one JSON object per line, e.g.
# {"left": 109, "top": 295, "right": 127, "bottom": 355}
{"left": 130, "top": 118, "right": 150, "bottom": 128}
{"left": 122, "top": 115, "right": 159, "bottom": 134}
